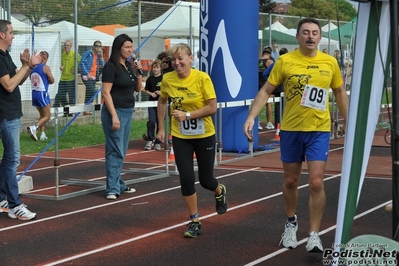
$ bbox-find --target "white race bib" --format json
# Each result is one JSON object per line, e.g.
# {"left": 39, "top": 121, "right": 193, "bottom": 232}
{"left": 179, "top": 118, "right": 205, "bottom": 135}
{"left": 300, "top": 84, "right": 328, "bottom": 111}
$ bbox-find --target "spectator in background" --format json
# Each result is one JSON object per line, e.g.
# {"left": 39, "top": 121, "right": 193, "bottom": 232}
{"left": 27, "top": 51, "right": 55, "bottom": 141}
{"left": 334, "top": 49, "right": 344, "bottom": 70}
{"left": 101, "top": 34, "right": 143, "bottom": 200}
{"left": 322, "top": 48, "right": 328, "bottom": 54}
{"left": 80, "top": 40, "right": 105, "bottom": 115}
{"left": 142, "top": 59, "right": 163, "bottom": 150}
{"left": 271, "top": 42, "right": 279, "bottom": 60}
{"left": 193, "top": 50, "right": 200, "bottom": 69}
{"left": 157, "top": 51, "right": 174, "bottom": 143}
{"left": 262, "top": 47, "right": 289, "bottom": 128}
{"left": 258, "top": 48, "right": 274, "bottom": 130}
{"left": 0, "top": 19, "right": 41, "bottom": 220}
{"left": 157, "top": 51, "right": 174, "bottom": 74}
{"left": 54, "top": 40, "right": 80, "bottom": 111}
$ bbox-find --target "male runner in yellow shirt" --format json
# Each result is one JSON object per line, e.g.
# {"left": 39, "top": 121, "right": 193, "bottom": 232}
{"left": 244, "top": 17, "right": 348, "bottom": 253}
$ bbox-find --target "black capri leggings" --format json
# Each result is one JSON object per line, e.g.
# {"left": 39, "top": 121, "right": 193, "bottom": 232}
{"left": 172, "top": 135, "right": 218, "bottom": 196}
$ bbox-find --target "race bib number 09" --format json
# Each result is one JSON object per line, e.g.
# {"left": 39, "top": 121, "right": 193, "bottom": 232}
{"left": 179, "top": 118, "right": 205, "bottom": 135}
{"left": 300, "top": 84, "right": 327, "bottom": 111}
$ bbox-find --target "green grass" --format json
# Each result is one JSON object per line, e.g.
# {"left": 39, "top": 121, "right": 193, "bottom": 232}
{"left": 5, "top": 119, "right": 148, "bottom": 156}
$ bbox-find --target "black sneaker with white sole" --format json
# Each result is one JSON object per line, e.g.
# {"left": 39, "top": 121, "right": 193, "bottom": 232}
{"left": 215, "top": 184, "right": 227, "bottom": 214}
{"left": 183, "top": 221, "right": 202, "bottom": 238}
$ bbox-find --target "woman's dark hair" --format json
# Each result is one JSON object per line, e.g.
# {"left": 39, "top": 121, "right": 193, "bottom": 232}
{"left": 108, "top": 34, "right": 133, "bottom": 71}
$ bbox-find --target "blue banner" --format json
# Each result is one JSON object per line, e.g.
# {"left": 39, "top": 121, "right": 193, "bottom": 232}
{"left": 200, "top": 0, "right": 259, "bottom": 151}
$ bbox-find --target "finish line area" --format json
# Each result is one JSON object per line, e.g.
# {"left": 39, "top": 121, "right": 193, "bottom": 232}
{"left": 2, "top": 127, "right": 392, "bottom": 265}
{"left": 17, "top": 93, "right": 358, "bottom": 200}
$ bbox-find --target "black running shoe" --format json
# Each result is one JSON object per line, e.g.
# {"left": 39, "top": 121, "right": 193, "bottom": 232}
{"left": 215, "top": 184, "right": 227, "bottom": 214}
{"left": 183, "top": 221, "right": 202, "bottom": 238}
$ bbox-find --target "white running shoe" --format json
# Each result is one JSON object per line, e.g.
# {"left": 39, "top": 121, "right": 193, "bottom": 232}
{"left": 0, "top": 199, "right": 9, "bottom": 213}
{"left": 258, "top": 123, "right": 263, "bottom": 130}
{"left": 266, "top": 122, "right": 275, "bottom": 130}
{"left": 8, "top": 204, "right": 36, "bottom": 220}
{"left": 154, "top": 144, "right": 161, "bottom": 150}
{"left": 279, "top": 217, "right": 298, "bottom": 249}
{"left": 306, "top": 231, "right": 324, "bottom": 253}
{"left": 106, "top": 194, "right": 117, "bottom": 200}
{"left": 145, "top": 141, "right": 153, "bottom": 150}
{"left": 40, "top": 133, "right": 48, "bottom": 141}
{"left": 27, "top": 126, "right": 38, "bottom": 141}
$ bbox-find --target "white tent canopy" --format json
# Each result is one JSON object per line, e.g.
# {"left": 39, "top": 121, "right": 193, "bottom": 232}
{"left": 45, "top": 21, "right": 114, "bottom": 46}
{"left": 115, "top": 1, "right": 200, "bottom": 38}
{"left": 265, "top": 21, "right": 288, "bottom": 32}
{"left": 322, "top": 22, "right": 338, "bottom": 32}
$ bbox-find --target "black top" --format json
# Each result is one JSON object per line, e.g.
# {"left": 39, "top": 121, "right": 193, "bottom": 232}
{"left": 102, "top": 61, "right": 137, "bottom": 108}
{"left": 163, "top": 66, "right": 174, "bottom": 74}
{"left": 258, "top": 58, "right": 269, "bottom": 89}
{"left": 0, "top": 49, "right": 22, "bottom": 122}
{"left": 145, "top": 74, "right": 162, "bottom": 101}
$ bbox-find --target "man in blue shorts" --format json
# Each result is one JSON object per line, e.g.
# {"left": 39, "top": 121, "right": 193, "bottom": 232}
{"left": 243, "top": 17, "right": 348, "bottom": 253}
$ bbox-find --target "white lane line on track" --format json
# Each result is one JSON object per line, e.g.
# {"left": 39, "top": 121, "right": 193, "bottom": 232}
{"left": 40, "top": 173, "right": 345, "bottom": 265}
{"left": 20, "top": 149, "right": 156, "bottom": 173}
{"left": 28, "top": 163, "right": 168, "bottom": 193}
{"left": 0, "top": 167, "right": 259, "bottom": 233}
{"left": 243, "top": 200, "right": 392, "bottom": 266}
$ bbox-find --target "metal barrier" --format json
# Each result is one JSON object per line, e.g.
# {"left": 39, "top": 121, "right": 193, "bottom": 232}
{"left": 22, "top": 91, "right": 388, "bottom": 201}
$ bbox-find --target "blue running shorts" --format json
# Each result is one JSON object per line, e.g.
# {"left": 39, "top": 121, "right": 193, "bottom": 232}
{"left": 280, "top": 131, "right": 330, "bottom": 163}
{"left": 32, "top": 91, "right": 51, "bottom": 108}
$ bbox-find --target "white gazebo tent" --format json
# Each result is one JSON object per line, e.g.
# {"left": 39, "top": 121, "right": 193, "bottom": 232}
{"left": 45, "top": 21, "right": 114, "bottom": 46}
{"left": 265, "top": 21, "right": 289, "bottom": 32}
{"left": 115, "top": 1, "right": 200, "bottom": 59}
{"left": 116, "top": 2, "right": 200, "bottom": 39}
{"left": 322, "top": 22, "right": 338, "bottom": 32}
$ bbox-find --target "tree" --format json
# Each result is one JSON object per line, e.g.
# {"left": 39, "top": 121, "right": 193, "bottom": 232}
{"left": 10, "top": 0, "right": 138, "bottom": 27}
{"left": 76, "top": 0, "right": 137, "bottom": 28}
{"left": 335, "top": 0, "right": 357, "bottom": 20}
{"left": 287, "top": 0, "right": 357, "bottom": 22}
{"left": 259, "top": 0, "right": 277, "bottom": 30}
{"left": 259, "top": 0, "right": 276, "bottom": 13}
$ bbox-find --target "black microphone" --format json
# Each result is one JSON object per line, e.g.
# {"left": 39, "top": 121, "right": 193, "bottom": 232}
{"left": 131, "top": 54, "right": 143, "bottom": 76}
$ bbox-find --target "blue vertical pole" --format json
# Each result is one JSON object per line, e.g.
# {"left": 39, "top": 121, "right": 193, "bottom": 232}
{"left": 200, "top": 0, "right": 258, "bottom": 151}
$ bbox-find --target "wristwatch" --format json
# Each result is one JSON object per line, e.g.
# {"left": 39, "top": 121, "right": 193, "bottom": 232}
{"left": 185, "top": 112, "right": 191, "bottom": 120}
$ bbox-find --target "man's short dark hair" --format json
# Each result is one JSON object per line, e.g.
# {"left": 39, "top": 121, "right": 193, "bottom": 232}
{"left": 0, "top": 20, "right": 11, "bottom": 34}
{"left": 296, "top": 17, "right": 321, "bottom": 34}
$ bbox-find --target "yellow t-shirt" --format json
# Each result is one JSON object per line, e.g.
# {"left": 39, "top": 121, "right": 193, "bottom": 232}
{"left": 160, "top": 69, "right": 216, "bottom": 139}
{"left": 60, "top": 51, "right": 78, "bottom": 82}
{"left": 268, "top": 49, "right": 343, "bottom": 132}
